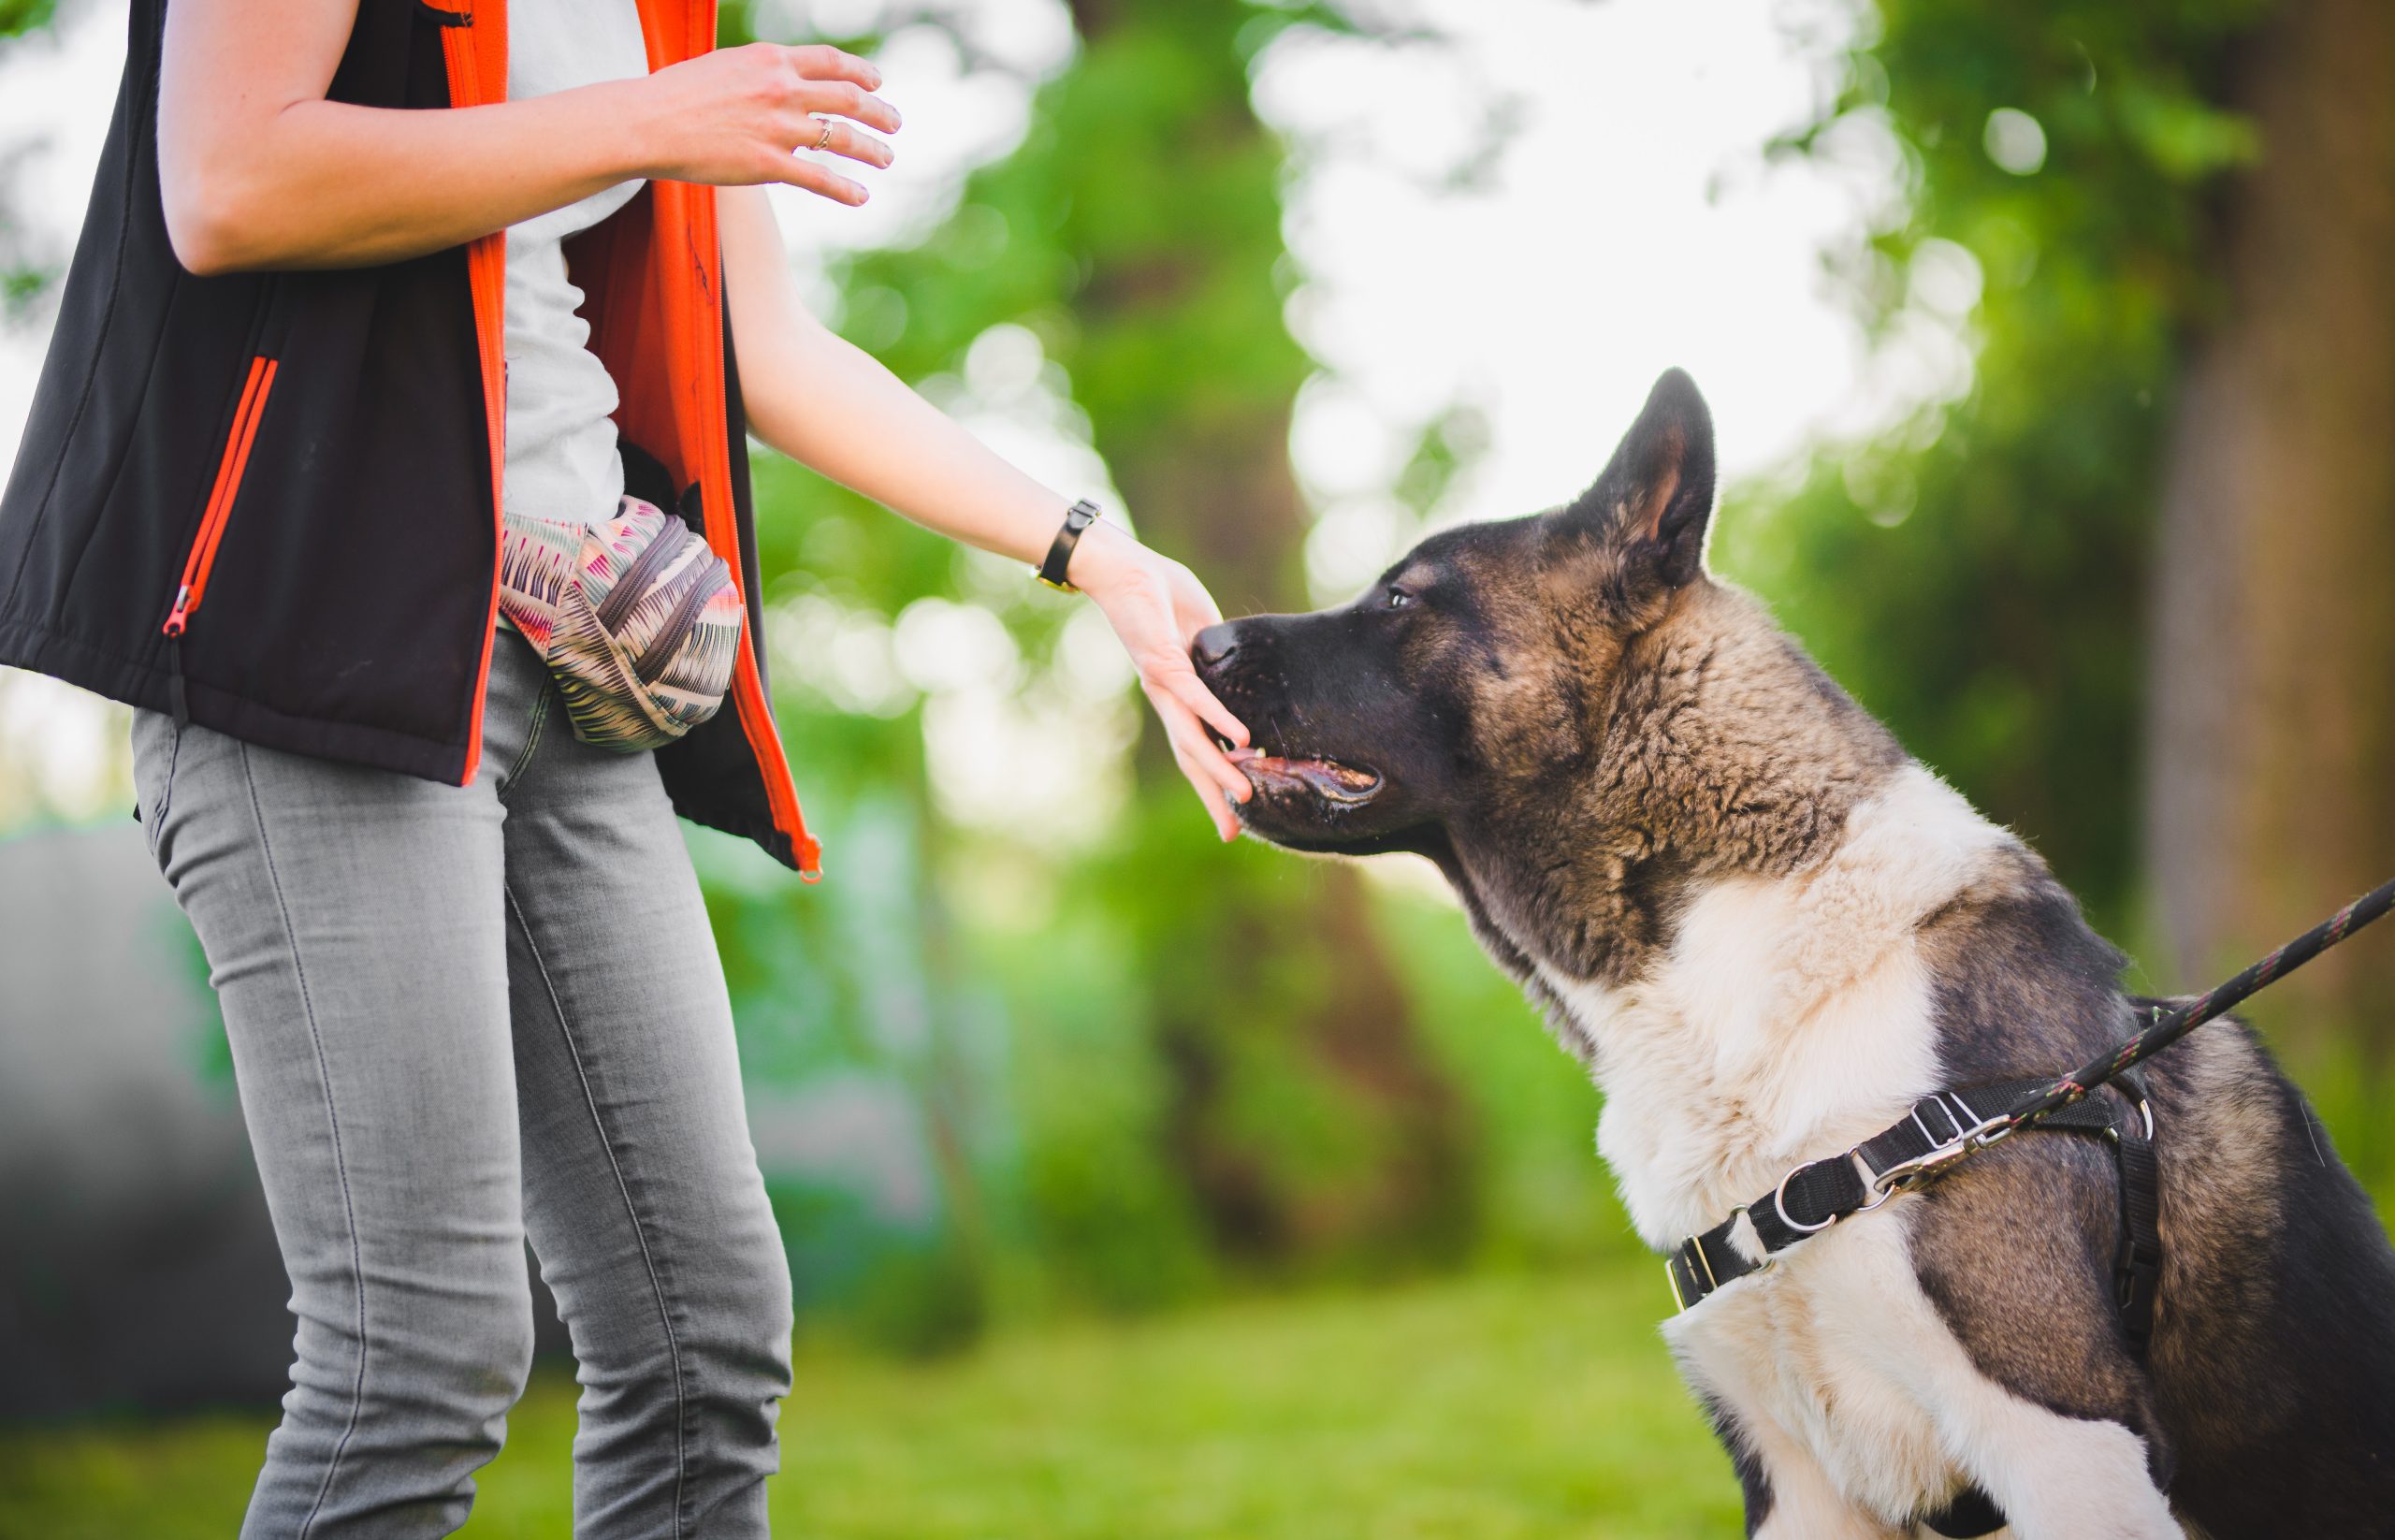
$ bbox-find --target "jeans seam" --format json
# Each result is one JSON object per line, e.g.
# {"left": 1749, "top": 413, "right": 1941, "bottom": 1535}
{"left": 144, "top": 718, "right": 183, "bottom": 862}
{"left": 498, "top": 683, "right": 553, "bottom": 804}
{"left": 244, "top": 741, "right": 370, "bottom": 1540}
{"left": 504, "top": 883, "right": 690, "bottom": 1538}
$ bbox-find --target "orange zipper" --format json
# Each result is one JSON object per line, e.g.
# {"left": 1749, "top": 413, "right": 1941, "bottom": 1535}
{"left": 164, "top": 355, "right": 277, "bottom": 637}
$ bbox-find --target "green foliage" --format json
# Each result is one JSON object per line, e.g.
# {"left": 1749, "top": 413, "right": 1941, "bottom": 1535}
{"left": 1721, "top": 0, "right": 2270, "bottom": 932}
{"left": 718, "top": 0, "right": 1526, "bottom": 1349}
{"left": 0, "top": 0, "right": 58, "bottom": 309}
{"left": 1374, "top": 893, "right": 1624, "bottom": 1266}
{"left": 0, "top": 0, "right": 51, "bottom": 39}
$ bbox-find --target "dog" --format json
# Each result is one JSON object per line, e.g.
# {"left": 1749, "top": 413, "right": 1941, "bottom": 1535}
{"left": 1190, "top": 370, "right": 2395, "bottom": 1538}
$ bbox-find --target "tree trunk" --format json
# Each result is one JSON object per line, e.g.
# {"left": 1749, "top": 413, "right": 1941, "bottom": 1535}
{"left": 1057, "top": 0, "right": 1474, "bottom": 1266}
{"left": 2145, "top": 0, "right": 2395, "bottom": 1054}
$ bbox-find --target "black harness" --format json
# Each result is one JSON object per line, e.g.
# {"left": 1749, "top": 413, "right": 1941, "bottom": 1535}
{"left": 1662, "top": 1066, "right": 2161, "bottom": 1354}
{"left": 1662, "top": 1070, "right": 2159, "bottom": 1539}
{"left": 1647, "top": 872, "right": 2395, "bottom": 1538}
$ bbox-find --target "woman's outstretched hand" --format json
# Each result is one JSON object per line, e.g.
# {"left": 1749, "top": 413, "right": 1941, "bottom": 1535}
{"left": 1068, "top": 525, "right": 1255, "bottom": 841}
{"left": 637, "top": 44, "right": 903, "bottom": 207}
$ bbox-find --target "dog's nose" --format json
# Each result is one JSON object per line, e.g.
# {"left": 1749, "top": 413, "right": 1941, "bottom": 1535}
{"left": 1190, "top": 623, "right": 1240, "bottom": 670}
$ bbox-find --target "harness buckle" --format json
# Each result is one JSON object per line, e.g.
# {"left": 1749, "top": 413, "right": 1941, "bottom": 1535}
{"left": 1868, "top": 1092, "right": 2012, "bottom": 1199}
{"left": 1665, "top": 1210, "right": 1769, "bottom": 1314}
{"left": 1664, "top": 1237, "right": 1717, "bottom": 1313}
{"left": 1909, "top": 1093, "right": 1967, "bottom": 1148}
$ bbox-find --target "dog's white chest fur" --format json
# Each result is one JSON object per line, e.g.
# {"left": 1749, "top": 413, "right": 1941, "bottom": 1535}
{"left": 1531, "top": 768, "right": 2179, "bottom": 1534}
{"left": 1540, "top": 765, "right": 1999, "bottom": 1245}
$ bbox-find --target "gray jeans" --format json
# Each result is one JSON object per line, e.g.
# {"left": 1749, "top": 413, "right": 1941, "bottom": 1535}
{"left": 132, "top": 631, "right": 791, "bottom": 1539}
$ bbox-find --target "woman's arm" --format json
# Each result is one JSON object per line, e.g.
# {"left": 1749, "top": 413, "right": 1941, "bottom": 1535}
{"left": 158, "top": 0, "right": 901, "bottom": 275}
{"left": 718, "top": 186, "right": 1256, "bottom": 838}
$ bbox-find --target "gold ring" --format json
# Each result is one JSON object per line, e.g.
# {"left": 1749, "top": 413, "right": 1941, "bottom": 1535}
{"left": 810, "top": 119, "right": 835, "bottom": 153}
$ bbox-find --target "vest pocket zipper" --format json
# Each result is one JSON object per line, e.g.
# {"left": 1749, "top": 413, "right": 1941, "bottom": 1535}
{"left": 163, "top": 354, "right": 277, "bottom": 720}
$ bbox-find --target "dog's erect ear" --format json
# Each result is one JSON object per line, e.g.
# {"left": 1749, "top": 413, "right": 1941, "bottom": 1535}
{"left": 1561, "top": 369, "right": 1717, "bottom": 588}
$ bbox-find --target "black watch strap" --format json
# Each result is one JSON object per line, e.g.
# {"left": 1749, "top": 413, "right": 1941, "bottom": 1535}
{"left": 1036, "top": 500, "right": 1102, "bottom": 592}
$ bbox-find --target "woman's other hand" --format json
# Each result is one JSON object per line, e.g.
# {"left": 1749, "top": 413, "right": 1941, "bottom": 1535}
{"left": 636, "top": 44, "right": 902, "bottom": 206}
{"left": 1069, "top": 526, "right": 1255, "bottom": 841}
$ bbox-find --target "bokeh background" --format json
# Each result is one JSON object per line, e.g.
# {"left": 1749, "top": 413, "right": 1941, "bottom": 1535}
{"left": 2, "top": 0, "right": 2390, "bottom": 1534}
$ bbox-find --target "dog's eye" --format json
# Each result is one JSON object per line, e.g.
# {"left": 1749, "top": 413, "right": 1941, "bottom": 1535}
{"left": 1385, "top": 587, "right": 1414, "bottom": 610}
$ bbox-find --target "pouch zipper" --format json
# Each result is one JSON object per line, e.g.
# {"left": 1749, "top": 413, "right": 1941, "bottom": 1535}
{"left": 163, "top": 354, "right": 276, "bottom": 719}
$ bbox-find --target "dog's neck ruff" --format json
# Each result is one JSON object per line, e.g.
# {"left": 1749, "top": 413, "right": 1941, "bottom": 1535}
{"left": 1530, "top": 763, "right": 2008, "bottom": 1245}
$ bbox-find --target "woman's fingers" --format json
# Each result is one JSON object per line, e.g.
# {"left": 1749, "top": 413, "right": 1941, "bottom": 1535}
{"left": 796, "top": 117, "right": 894, "bottom": 170}
{"left": 781, "top": 83, "right": 897, "bottom": 206}
{"left": 782, "top": 44, "right": 883, "bottom": 93}
{"left": 771, "top": 156, "right": 869, "bottom": 206}
{"left": 1148, "top": 682, "right": 1252, "bottom": 806}
{"left": 1165, "top": 713, "right": 1244, "bottom": 843}
{"left": 792, "top": 78, "right": 904, "bottom": 137}
{"left": 1183, "top": 759, "right": 1241, "bottom": 842}
{"left": 1076, "top": 532, "right": 1254, "bottom": 837}
{"left": 1147, "top": 650, "right": 1249, "bottom": 749}
{"left": 644, "top": 43, "right": 899, "bottom": 194}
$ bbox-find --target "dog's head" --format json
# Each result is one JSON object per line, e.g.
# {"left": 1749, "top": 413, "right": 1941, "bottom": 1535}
{"left": 1194, "top": 368, "right": 1722, "bottom": 868}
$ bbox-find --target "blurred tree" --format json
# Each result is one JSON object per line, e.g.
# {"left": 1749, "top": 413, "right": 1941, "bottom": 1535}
{"left": 1740, "top": 0, "right": 2394, "bottom": 1071}
{"left": 841, "top": 0, "right": 1477, "bottom": 1283}
{"left": 1728, "top": 0, "right": 2265, "bottom": 939}
{"left": 1733, "top": 0, "right": 2395, "bottom": 1159}
{"left": 2143, "top": 0, "right": 2395, "bottom": 1055}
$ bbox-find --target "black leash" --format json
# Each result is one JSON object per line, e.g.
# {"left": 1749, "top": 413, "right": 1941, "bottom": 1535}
{"left": 1662, "top": 876, "right": 2395, "bottom": 1317}
{"left": 1990, "top": 875, "right": 2395, "bottom": 1138}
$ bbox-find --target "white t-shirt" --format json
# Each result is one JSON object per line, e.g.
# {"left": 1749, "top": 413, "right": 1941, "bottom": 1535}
{"left": 501, "top": 0, "right": 650, "bottom": 523}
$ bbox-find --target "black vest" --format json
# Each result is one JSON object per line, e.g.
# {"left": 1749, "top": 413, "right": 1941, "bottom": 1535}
{"left": 0, "top": 0, "right": 820, "bottom": 876}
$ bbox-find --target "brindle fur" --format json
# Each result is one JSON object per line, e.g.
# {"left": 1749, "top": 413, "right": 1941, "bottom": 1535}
{"left": 1193, "top": 370, "right": 2395, "bottom": 1535}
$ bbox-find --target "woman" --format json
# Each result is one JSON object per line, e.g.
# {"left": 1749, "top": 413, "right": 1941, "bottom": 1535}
{"left": 0, "top": 0, "right": 1255, "bottom": 1533}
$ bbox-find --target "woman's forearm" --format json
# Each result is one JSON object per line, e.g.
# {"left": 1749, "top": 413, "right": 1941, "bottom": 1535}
{"left": 718, "top": 186, "right": 1254, "bottom": 829}
{"left": 748, "top": 325, "right": 1072, "bottom": 568}
{"left": 161, "top": 89, "right": 658, "bottom": 275}
{"left": 159, "top": 0, "right": 897, "bottom": 277}
{"left": 722, "top": 191, "right": 1073, "bottom": 565}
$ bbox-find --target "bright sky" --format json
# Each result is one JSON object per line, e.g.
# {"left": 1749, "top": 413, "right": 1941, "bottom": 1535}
{"left": 0, "top": 0, "right": 1933, "bottom": 829}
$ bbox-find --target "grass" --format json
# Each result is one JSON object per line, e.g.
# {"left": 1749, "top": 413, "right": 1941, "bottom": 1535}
{"left": 0, "top": 1259, "right": 1742, "bottom": 1539}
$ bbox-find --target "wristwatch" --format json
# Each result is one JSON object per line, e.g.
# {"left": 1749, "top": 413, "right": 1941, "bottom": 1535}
{"left": 1035, "top": 500, "right": 1103, "bottom": 592}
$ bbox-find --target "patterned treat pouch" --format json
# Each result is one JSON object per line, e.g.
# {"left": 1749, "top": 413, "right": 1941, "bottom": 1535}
{"left": 498, "top": 496, "right": 744, "bottom": 752}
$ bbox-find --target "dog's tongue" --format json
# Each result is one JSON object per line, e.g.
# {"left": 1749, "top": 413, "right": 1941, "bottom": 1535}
{"left": 1229, "top": 748, "right": 1380, "bottom": 803}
